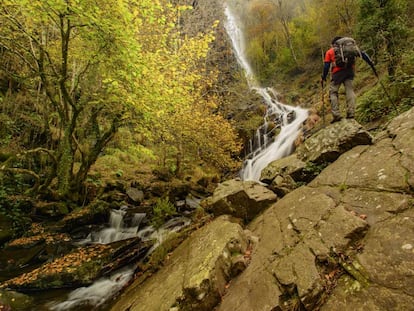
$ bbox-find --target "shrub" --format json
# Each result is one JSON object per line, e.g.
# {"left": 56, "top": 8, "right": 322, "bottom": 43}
{"left": 150, "top": 197, "right": 177, "bottom": 229}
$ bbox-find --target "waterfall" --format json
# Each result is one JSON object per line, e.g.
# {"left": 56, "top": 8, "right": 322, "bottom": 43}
{"left": 77, "top": 208, "right": 147, "bottom": 245}
{"left": 224, "top": 4, "right": 308, "bottom": 182}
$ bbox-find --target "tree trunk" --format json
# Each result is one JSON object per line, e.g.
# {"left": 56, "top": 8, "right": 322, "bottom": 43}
{"left": 56, "top": 129, "right": 75, "bottom": 197}
{"left": 281, "top": 19, "right": 299, "bottom": 68}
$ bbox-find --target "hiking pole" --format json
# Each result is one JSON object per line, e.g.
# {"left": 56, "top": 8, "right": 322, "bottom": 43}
{"left": 371, "top": 65, "right": 399, "bottom": 113}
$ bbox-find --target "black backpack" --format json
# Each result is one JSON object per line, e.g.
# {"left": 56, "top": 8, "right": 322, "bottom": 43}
{"left": 333, "top": 37, "right": 361, "bottom": 68}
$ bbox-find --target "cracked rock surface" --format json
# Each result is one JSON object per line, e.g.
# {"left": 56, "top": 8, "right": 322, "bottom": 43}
{"left": 217, "top": 109, "right": 414, "bottom": 310}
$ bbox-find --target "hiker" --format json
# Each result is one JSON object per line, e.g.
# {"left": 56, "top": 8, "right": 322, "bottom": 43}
{"left": 321, "top": 36, "right": 376, "bottom": 123}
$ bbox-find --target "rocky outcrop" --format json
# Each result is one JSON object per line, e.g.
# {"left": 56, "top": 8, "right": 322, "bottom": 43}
{"left": 217, "top": 108, "right": 414, "bottom": 310}
{"left": 111, "top": 215, "right": 250, "bottom": 311}
{"left": 296, "top": 118, "right": 373, "bottom": 164}
{"left": 260, "top": 119, "right": 373, "bottom": 197}
{"left": 201, "top": 179, "right": 277, "bottom": 222}
{"left": 112, "top": 108, "right": 414, "bottom": 310}
{"left": 216, "top": 186, "right": 370, "bottom": 311}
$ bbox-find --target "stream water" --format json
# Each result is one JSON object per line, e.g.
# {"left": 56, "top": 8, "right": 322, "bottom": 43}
{"left": 44, "top": 210, "right": 191, "bottom": 311}
{"left": 224, "top": 4, "right": 308, "bottom": 181}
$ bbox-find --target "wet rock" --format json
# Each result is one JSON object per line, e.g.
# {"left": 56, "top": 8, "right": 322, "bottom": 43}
{"left": 0, "top": 232, "right": 72, "bottom": 274}
{"left": 201, "top": 179, "right": 277, "bottom": 222}
{"left": 296, "top": 118, "right": 373, "bottom": 164}
{"left": 0, "top": 289, "right": 33, "bottom": 310}
{"left": 111, "top": 216, "right": 248, "bottom": 311}
{"left": 56, "top": 200, "right": 110, "bottom": 233}
{"left": 126, "top": 187, "right": 144, "bottom": 203}
{"left": 260, "top": 154, "right": 307, "bottom": 184}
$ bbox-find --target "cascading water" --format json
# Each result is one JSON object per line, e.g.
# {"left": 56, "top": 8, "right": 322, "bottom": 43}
{"left": 224, "top": 4, "right": 309, "bottom": 181}
{"left": 49, "top": 209, "right": 191, "bottom": 311}
{"left": 77, "top": 208, "right": 146, "bottom": 245}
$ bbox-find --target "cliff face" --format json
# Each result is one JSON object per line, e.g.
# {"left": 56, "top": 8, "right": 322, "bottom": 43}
{"left": 178, "top": 0, "right": 238, "bottom": 86}
{"left": 178, "top": 0, "right": 267, "bottom": 143}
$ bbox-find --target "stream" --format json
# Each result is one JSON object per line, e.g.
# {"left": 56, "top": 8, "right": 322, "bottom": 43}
{"left": 42, "top": 209, "right": 191, "bottom": 311}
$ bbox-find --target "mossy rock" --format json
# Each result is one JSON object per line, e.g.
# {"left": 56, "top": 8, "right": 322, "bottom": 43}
{"left": 56, "top": 200, "right": 110, "bottom": 232}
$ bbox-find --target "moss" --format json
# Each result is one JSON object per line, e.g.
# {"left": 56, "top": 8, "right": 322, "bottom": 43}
{"left": 338, "top": 183, "right": 348, "bottom": 192}
{"left": 339, "top": 259, "right": 370, "bottom": 288}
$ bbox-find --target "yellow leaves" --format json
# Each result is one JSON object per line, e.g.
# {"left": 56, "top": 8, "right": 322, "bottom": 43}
{"left": 7, "top": 224, "right": 71, "bottom": 247}
{"left": 30, "top": 223, "right": 45, "bottom": 234}
{"left": 133, "top": 1, "right": 242, "bottom": 170}
{"left": 1, "top": 244, "right": 112, "bottom": 288}
{"left": 7, "top": 235, "right": 44, "bottom": 248}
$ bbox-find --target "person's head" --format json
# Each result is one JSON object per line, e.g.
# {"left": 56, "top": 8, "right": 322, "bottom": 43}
{"left": 331, "top": 36, "right": 343, "bottom": 45}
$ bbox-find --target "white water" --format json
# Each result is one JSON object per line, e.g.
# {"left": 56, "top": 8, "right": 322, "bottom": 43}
{"left": 224, "top": 5, "right": 308, "bottom": 181}
{"left": 48, "top": 268, "right": 133, "bottom": 311}
{"left": 50, "top": 209, "right": 191, "bottom": 310}
{"left": 78, "top": 208, "right": 147, "bottom": 245}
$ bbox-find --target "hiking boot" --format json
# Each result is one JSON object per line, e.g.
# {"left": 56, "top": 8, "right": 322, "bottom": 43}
{"left": 331, "top": 115, "right": 342, "bottom": 123}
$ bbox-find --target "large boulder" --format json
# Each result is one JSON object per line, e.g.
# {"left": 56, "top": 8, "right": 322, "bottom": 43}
{"left": 260, "top": 154, "right": 307, "bottom": 184}
{"left": 320, "top": 205, "right": 414, "bottom": 311}
{"left": 201, "top": 179, "right": 277, "bottom": 222}
{"left": 259, "top": 154, "right": 308, "bottom": 197}
{"left": 296, "top": 118, "right": 373, "bottom": 164}
{"left": 111, "top": 215, "right": 249, "bottom": 311}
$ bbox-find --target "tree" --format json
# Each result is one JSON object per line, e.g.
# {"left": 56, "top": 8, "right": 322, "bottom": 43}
{"left": 0, "top": 0, "right": 143, "bottom": 199}
{"left": 357, "top": 0, "right": 409, "bottom": 76}
{"left": 134, "top": 4, "right": 242, "bottom": 176}
{"left": 272, "top": 0, "right": 301, "bottom": 68}
{"left": 0, "top": 0, "right": 242, "bottom": 202}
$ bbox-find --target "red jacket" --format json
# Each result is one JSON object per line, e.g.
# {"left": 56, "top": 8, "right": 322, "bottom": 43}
{"left": 324, "top": 47, "right": 353, "bottom": 74}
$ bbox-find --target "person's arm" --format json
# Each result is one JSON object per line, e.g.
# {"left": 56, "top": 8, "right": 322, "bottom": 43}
{"left": 321, "top": 62, "right": 330, "bottom": 81}
{"left": 361, "top": 51, "right": 378, "bottom": 77}
{"left": 321, "top": 48, "right": 333, "bottom": 82}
